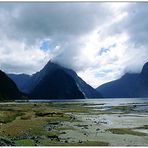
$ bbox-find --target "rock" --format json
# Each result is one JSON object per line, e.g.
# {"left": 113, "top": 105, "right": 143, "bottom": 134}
{"left": 0, "top": 137, "right": 15, "bottom": 146}
{"left": 78, "top": 140, "right": 82, "bottom": 143}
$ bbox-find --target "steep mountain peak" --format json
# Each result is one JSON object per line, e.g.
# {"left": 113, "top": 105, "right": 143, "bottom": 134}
{"left": 30, "top": 68, "right": 85, "bottom": 99}
{"left": 44, "top": 60, "right": 58, "bottom": 69}
{"left": 37, "top": 60, "right": 65, "bottom": 78}
{"left": 44, "top": 60, "right": 73, "bottom": 73}
{"left": 8, "top": 60, "right": 102, "bottom": 99}
{"left": 141, "top": 62, "right": 148, "bottom": 76}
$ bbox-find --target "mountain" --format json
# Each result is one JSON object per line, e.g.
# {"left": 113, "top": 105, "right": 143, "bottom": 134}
{"left": 8, "top": 74, "right": 31, "bottom": 93}
{"left": 30, "top": 68, "right": 85, "bottom": 99}
{"left": 8, "top": 61, "right": 102, "bottom": 99}
{"left": 96, "top": 62, "right": 148, "bottom": 98}
{"left": 0, "top": 70, "right": 22, "bottom": 101}
{"left": 138, "top": 62, "right": 148, "bottom": 97}
{"left": 61, "top": 68, "right": 102, "bottom": 98}
{"left": 96, "top": 73, "right": 139, "bottom": 98}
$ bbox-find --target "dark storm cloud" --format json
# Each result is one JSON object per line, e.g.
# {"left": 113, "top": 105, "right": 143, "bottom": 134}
{"left": 1, "top": 3, "right": 113, "bottom": 43}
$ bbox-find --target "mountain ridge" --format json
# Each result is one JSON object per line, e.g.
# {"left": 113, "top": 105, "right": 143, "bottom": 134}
{"left": 8, "top": 61, "right": 102, "bottom": 99}
{"left": 96, "top": 62, "right": 148, "bottom": 98}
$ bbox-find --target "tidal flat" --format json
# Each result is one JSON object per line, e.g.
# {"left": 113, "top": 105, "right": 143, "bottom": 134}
{"left": 0, "top": 99, "right": 148, "bottom": 146}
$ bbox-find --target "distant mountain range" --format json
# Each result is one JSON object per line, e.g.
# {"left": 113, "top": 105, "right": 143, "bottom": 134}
{"left": 1, "top": 59, "right": 148, "bottom": 100}
{"left": 8, "top": 61, "right": 102, "bottom": 99}
{"left": 0, "top": 70, "right": 23, "bottom": 101}
{"left": 96, "top": 62, "right": 148, "bottom": 98}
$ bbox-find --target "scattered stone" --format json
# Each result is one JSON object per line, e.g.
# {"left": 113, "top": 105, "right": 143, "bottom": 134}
{"left": 0, "top": 137, "right": 15, "bottom": 146}
{"left": 78, "top": 140, "right": 82, "bottom": 143}
{"left": 48, "top": 135, "right": 60, "bottom": 141}
{"left": 48, "top": 127, "right": 52, "bottom": 131}
{"left": 60, "top": 131, "right": 66, "bottom": 134}
{"left": 83, "top": 132, "right": 88, "bottom": 136}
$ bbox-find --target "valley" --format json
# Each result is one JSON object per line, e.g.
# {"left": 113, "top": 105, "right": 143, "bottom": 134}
{"left": 0, "top": 99, "right": 148, "bottom": 146}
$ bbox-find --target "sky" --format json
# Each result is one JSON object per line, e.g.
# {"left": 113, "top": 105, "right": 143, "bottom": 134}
{"left": 0, "top": 2, "right": 148, "bottom": 88}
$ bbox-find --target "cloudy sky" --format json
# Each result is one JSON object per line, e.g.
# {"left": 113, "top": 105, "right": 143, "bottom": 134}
{"left": 0, "top": 2, "right": 148, "bottom": 88}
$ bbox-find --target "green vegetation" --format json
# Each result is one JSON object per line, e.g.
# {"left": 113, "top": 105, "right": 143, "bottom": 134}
{"left": 76, "top": 141, "right": 109, "bottom": 146}
{"left": 0, "top": 137, "right": 15, "bottom": 146}
{"left": 0, "top": 119, "right": 47, "bottom": 137}
{"left": 46, "top": 131, "right": 60, "bottom": 137}
{"left": 0, "top": 103, "right": 76, "bottom": 146}
{"left": 20, "top": 112, "right": 33, "bottom": 120}
{"left": 112, "top": 105, "right": 135, "bottom": 112}
{"left": 0, "top": 102, "right": 147, "bottom": 146}
{"left": 39, "top": 139, "right": 109, "bottom": 146}
{"left": 0, "top": 111, "right": 22, "bottom": 123}
{"left": 56, "top": 126, "right": 75, "bottom": 131}
{"left": 136, "top": 125, "right": 148, "bottom": 129}
{"left": 15, "top": 139, "right": 35, "bottom": 146}
{"left": 107, "top": 128, "right": 147, "bottom": 136}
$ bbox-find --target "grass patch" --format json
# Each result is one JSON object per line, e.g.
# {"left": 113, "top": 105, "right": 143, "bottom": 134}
{"left": 75, "top": 141, "right": 109, "bottom": 146}
{"left": 15, "top": 139, "right": 35, "bottom": 146}
{"left": 45, "top": 114, "right": 71, "bottom": 123}
{"left": 63, "top": 108, "right": 90, "bottom": 113}
{"left": 56, "top": 126, "right": 75, "bottom": 131}
{"left": 39, "top": 139, "right": 109, "bottom": 146}
{"left": 112, "top": 105, "right": 134, "bottom": 112}
{"left": 35, "top": 111, "right": 64, "bottom": 117}
{"left": 0, "top": 111, "right": 22, "bottom": 123}
{"left": 107, "top": 128, "right": 147, "bottom": 136}
{"left": 136, "top": 125, "right": 148, "bottom": 129}
{"left": 112, "top": 105, "right": 137, "bottom": 112}
{"left": 47, "top": 131, "right": 60, "bottom": 137}
{"left": 20, "top": 112, "right": 33, "bottom": 120}
{"left": 0, "top": 118, "right": 47, "bottom": 138}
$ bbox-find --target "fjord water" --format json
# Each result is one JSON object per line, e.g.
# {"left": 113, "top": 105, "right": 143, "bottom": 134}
{"left": 17, "top": 98, "right": 148, "bottom": 105}
{"left": 15, "top": 98, "right": 148, "bottom": 112}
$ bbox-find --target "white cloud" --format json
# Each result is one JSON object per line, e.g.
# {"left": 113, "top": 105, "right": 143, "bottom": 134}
{"left": 0, "top": 2, "right": 148, "bottom": 88}
{"left": 0, "top": 38, "right": 50, "bottom": 74}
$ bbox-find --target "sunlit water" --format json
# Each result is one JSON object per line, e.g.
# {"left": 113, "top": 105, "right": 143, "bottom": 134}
{"left": 16, "top": 98, "right": 148, "bottom": 107}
